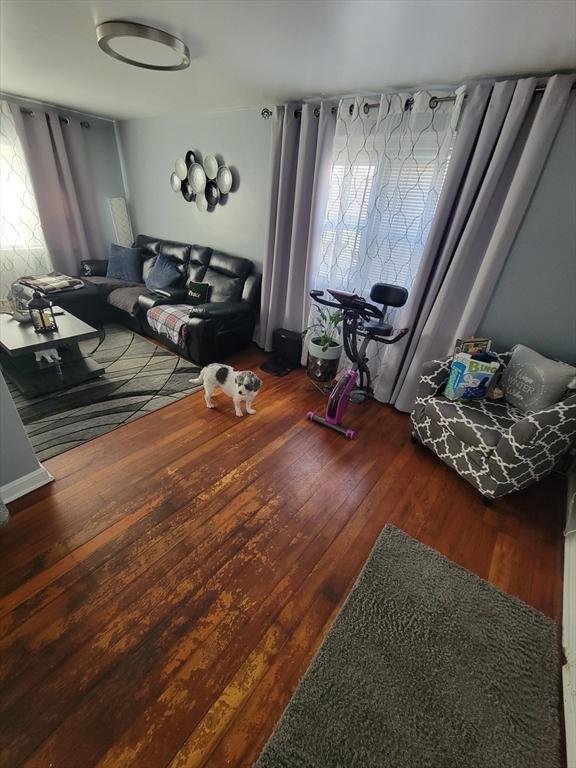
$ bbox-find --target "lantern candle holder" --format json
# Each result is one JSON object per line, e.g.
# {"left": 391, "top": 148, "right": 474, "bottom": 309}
{"left": 28, "top": 291, "right": 58, "bottom": 333}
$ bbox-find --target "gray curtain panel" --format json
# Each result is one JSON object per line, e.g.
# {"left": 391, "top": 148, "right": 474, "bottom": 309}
{"left": 258, "top": 102, "right": 336, "bottom": 350}
{"left": 9, "top": 104, "right": 108, "bottom": 276}
{"left": 392, "top": 74, "right": 576, "bottom": 412}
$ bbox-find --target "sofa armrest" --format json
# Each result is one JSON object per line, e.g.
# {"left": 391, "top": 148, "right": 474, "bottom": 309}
{"left": 505, "top": 393, "right": 576, "bottom": 448}
{"left": 242, "top": 273, "right": 262, "bottom": 307}
{"left": 80, "top": 259, "right": 108, "bottom": 277}
{"left": 188, "top": 301, "right": 252, "bottom": 320}
{"left": 415, "top": 357, "right": 452, "bottom": 400}
{"left": 138, "top": 288, "right": 188, "bottom": 313}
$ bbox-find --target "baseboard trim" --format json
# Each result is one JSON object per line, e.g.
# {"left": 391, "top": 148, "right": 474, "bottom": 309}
{"left": 0, "top": 465, "right": 54, "bottom": 503}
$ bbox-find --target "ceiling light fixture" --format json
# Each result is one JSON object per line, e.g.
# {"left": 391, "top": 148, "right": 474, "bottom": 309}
{"left": 96, "top": 21, "right": 190, "bottom": 71}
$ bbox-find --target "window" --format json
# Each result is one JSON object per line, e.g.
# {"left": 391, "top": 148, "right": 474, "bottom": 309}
{"left": 0, "top": 101, "right": 51, "bottom": 299}
{"left": 313, "top": 95, "right": 457, "bottom": 298}
{"left": 319, "top": 162, "right": 376, "bottom": 289}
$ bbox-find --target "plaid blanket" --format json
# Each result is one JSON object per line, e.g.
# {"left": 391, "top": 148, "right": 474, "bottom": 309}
{"left": 146, "top": 304, "right": 191, "bottom": 348}
{"left": 18, "top": 272, "right": 85, "bottom": 294}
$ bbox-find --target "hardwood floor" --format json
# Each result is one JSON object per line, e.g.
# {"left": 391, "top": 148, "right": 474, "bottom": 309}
{"left": 0, "top": 346, "right": 565, "bottom": 767}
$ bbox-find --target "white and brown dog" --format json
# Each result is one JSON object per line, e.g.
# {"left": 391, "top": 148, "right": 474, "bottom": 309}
{"left": 190, "top": 364, "right": 262, "bottom": 417}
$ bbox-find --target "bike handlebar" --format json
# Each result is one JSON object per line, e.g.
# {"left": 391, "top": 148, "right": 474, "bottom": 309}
{"left": 309, "top": 289, "right": 338, "bottom": 308}
{"left": 378, "top": 327, "right": 410, "bottom": 345}
{"left": 309, "top": 290, "right": 410, "bottom": 344}
{"left": 309, "top": 289, "right": 381, "bottom": 319}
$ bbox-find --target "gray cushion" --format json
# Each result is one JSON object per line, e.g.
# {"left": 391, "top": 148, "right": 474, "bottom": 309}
{"left": 501, "top": 344, "right": 576, "bottom": 414}
{"left": 145, "top": 252, "right": 185, "bottom": 293}
{"left": 107, "top": 286, "right": 153, "bottom": 316}
{"left": 425, "top": 397, "right": 523, "bottom": 452}
{"left": 106, "top": 244, "right": 143, "bottom": 282}
{"left": 84, "top": 276, "right": 142, "bottom": 297}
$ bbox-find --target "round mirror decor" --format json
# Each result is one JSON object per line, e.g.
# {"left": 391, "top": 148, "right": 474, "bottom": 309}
{"left": 170, "top": 151, "right": 237, "bottom": 212}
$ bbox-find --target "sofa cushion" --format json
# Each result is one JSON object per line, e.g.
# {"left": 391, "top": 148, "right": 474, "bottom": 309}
{"left": 209, "top": 250, "right": 252, "bottom": 279}
{"left": 134, "top": 234, "right": 162, "bottom": 260}
{"left": 160, "top": 239, "right": 192, "bottom": 265}
{"left": 145, "top": 252, "right": 185, "bottom": 293}
{"left": 501, "top": 344, "right": 576, "bottom": 414}
{"left": 106, "top": 244, "right": 143, "bottom": 282}
{"left": 425, "top": 397, "right": 523, "bottom": 453}
{"left": 202, "top": 268, "right": 242, "bottom": 303}
{"left": 133, "top": 235, "right": 161, "bottom": 281}
{"left": 107, "top": 285, "right": 153, "bottom": 316}
{"left": 84, "top": 275, "right": 142, "bottom": 297}
{"left": 187, "top": 245, "right": 212, "bottom": 282}
{"left": 203, "top": 251, "right": 252, "bottom": 302}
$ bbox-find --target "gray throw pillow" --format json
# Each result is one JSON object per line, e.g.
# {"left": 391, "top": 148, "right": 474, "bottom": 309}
{"left": 501, "top": 344, "right": 576, "bottom": 413}
{"left": 106, "top": 244, "right": 143, "bottom": 282}
{"left": 145, "top": 253, "right": 184, "bottom": 293}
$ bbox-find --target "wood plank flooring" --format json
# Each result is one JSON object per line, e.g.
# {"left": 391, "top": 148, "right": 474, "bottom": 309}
{"left": 0, "top": 346, "right": 565, "bottom": 767}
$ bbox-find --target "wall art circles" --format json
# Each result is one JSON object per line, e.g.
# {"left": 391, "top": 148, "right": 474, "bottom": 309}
{"left": 170, "top": 151, "right": 237, "bottom": 212}
{"left": 181, "top": 180, "right": 194, "bottom": 202}
{"left": 216, "top": 166, "right": 232, "bottom": 194}
{"left": 170, "top": 172, "right": 181, "bottom": 192}
{"left": 188, "top": 162, "right": 207, "bottom": 194}
{"left": 205, "top": 180, "right": 220, "bottom": 207}
{"left": 203, "top": 154, "right": 218, "bottom": 180}
{"left": 174, "top": 157, "right": 188, "bottom": 180}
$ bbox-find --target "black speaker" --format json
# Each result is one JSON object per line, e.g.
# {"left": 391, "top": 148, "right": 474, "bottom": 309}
{"left": 272, "top": 328, "right": 302, "bottom": 368}
{"left": 260, "top": 328, "right": 302, "bottom": 376}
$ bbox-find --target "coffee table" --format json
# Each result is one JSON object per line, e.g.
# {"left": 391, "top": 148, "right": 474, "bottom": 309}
{"left": 0, "top": 308, "right": 104, "bottom": 397}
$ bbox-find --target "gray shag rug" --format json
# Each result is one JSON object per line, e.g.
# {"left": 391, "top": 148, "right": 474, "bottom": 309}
{"left": 10, "top": 324, "right": 201, "bottom": 461}
{"left": 255, "top": 525, "right": 560, "bottom": 768}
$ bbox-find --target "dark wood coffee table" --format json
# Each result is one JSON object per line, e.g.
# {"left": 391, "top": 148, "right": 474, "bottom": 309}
{"left": 0, "top": 308, "right": 104, "bottom": 397}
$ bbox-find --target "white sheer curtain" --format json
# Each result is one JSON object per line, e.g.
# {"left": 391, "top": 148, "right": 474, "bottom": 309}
{"left": 0, "top": 100, "right": 52, "bottom": 299}
{"left": 310, "top": 91, "right": 464, "bottom": 400}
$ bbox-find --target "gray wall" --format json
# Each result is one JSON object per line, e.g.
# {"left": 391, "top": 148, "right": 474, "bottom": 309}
{"left": 117, "top": 109, "right": 271, "bottom": 269}
{"left": 478, "top": 94, "right": 576, "bottom": 364}
{"left": 0, "top": 372, "right": 41, "bottom": 490}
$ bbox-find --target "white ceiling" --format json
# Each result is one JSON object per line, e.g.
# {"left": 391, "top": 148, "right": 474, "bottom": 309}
{"left": 1, "top": 0, "right": 575, "bottom": 120}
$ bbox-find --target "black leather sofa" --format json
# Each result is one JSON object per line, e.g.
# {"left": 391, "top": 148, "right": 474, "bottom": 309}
{"left": 71, "top": 234, "right": 261, "bottom": 365}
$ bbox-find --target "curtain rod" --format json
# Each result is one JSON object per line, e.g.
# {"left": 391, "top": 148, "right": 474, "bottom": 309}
{"left": 19, "top": 107, "right": 90, "bottom": 128}
{"left": 359, "top": 82, "right": 574, "bottom": 115}
{"left": 261, "top": 106, "right": 337, "bottom": 119}
{"left": 0, "top": 90, "right": 114, "bottom": 126}
{"left": 262, "top": 80, "right": 576, "bottom": 120}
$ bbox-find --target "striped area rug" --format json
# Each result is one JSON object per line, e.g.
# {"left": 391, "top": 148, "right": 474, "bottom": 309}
{"left": 10, "top": 324, "right": 202, "bottom": 461}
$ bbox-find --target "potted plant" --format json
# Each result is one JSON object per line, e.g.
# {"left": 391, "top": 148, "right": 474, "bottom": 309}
{"left": 304, "top": 305, "right": 343, "bottom": 383}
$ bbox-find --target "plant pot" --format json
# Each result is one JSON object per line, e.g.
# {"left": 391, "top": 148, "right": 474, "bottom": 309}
{"left": 307, "top": 337, "right": 342, "bottom": 383}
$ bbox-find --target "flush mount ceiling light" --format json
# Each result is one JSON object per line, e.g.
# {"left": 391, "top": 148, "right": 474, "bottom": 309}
{"left": 96, "top": 21, "right": 190, "bottom": 71}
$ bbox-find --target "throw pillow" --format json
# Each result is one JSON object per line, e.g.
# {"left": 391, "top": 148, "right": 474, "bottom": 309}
{"left": 186, "top": 281, "right": 211, "bottom": 306}
{"left": 145, "top": 253, "right": 184, "bottom": 293}
{"left": 106, "top": 244, "right": 143, "bottom": 282}
{"left": 501, "top": 344, "right": 576, "bottom": 413}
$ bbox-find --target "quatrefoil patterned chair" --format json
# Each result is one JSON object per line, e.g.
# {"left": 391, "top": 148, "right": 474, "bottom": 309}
{"left": 410, "top": 352, "right": 576, "bottom": 501}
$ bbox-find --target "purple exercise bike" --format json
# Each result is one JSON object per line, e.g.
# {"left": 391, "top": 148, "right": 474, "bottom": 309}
{"left": 306, "top": 284, "right": 410, "bottom": 439}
